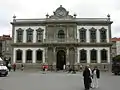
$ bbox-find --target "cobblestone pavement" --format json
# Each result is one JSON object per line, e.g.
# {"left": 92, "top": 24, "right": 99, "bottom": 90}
{"left": 0, "top": 71, "right": 120, "bottom": 90}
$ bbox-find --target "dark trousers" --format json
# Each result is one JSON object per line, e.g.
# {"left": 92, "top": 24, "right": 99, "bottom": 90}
{"left": 84, "top": 78, "right": 91, "bottom": 90}
{"left": 13, "top": 67, "right": 16, "bottom": 71}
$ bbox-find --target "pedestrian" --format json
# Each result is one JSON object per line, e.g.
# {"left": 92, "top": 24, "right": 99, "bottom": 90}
{"left": 8, "top": 63, "right": 11, "bottom": 71}
{"left": 12, "top": 63, "right": 16, "bottom": 71}
{"left": 63, "top": 64, "right": 66, "bottom": 72}
{"left": 87, "top": 65, "right": 92, "bottom": 88}
{"left": 21, "top": 64, "right": 24, "bottom": 71}
{"left": 92, "top": 66, "right": 100, "bottom": 88}
{"left": 83, "top": 66, "right": 92, "bottom": 90}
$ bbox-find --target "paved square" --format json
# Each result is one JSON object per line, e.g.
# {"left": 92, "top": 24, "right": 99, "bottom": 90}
{"left": 0, "top": 71, "right": 120, "bottom": 90}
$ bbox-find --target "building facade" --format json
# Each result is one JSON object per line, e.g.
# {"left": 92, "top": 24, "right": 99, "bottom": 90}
{"left": 111, "top": 38, "right": 120, "bottom": 57}
{"left": 0, "top": 35, "right": 12, "bottom": 61}
{"left": 11, "top": 5, "right": 113, "bottom": 70}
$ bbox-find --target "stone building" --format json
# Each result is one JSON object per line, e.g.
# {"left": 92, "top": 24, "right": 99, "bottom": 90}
{"left": 11, "top": 5, "right": 113, "bottom": 70}
{"left": 111, "top": 38, "right": 120, "bottom": 57}
{"left": 0, "top": 35, "right": 12, "bottom": 61}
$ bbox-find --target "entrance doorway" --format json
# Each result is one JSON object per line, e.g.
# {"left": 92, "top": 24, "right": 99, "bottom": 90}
{"left": 56, "top": 50, "right": 66, "bottom": 70}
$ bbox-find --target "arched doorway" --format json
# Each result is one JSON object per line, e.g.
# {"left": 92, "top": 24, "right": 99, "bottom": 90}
{"left": 56, "top": 50, "right": 66, "bottom": 70}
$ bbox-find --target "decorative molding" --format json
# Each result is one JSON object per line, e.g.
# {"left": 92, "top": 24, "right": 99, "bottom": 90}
{"left": 89, "top": 27, "right": 97, "bottom": 31}
{"left": 26, "top": 28, "right": 34, "bottom": 31}
{"left": 16, "top": 28, "right": 24, "bottom": 31}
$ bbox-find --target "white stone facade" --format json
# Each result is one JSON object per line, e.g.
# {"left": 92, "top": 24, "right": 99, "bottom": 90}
{"left": 11, "top": 5, "right": 113, "bottom": 70}
{"left": 77, "top": 47, "right": 110, "bottom": 63}
{"left": 14, "top": 26, "right": 45, "bottom": 43}
{"left": 77, "top": 26, "right": 110, "bottom": 43}
{"left": 13, "top": 47, "right": 45, "bottom": 63}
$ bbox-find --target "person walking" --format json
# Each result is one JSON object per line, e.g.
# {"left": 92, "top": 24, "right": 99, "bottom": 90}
{"left": 83, "top": 66, "right": 92, "bottom": 90}
{"left": 8, "top": 63, "right": 11, "bottom": 71}
{"left": 21, "top": 64, "right": 24, "bottom": 71}
{"left": 92, "top": 66, "right": 100, "bottom": 88}
{"left": 87, "top": 65, "right": 92, "bottom": 88}
{"left": 12, "top": 63, "right": 16, "bottom": 71}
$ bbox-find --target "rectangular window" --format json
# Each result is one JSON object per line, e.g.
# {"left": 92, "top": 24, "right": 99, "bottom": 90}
{"left": 90, "top": 31, "right": 96, "bottom": 42}
{"left": 27, "top": 31, "right": 33, "bottom": 42}
{"left": 80, "top": 31, "right": 86, "bottom": 42}
{"left": 37, "top": 31, "right": 43, "bottom": 42}
{"left": 100, "top": 31, "right": 106, "bottom": 42}
{"left": 17, "top": 31, "right": 23, "bottom": 42}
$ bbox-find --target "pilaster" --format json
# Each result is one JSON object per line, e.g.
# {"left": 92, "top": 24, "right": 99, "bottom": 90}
{"left": 77, "top": 49, "right": 80, "bottom": 63}
{"left": 43, "top": 49, "right": 45, "bottom": 63}
{"left": 87, "top": 50, "right": 90, "bottom": 63}
{"left": 97, "top": 50, "right": 101, "bottom": 63}
{"left": 23, "top": 30, "right": 26, "bottom": 43}
{"left": 33, "top": 30, "right": 36, "bottom": 43}
{"left": 86, "top": 30, "right": 90, "bottom": 43}
{"left": 22, "top": 50, "right": 26, "bottom": 63}
{"left": 32, "top": 50, "right": 36, "bottom": 63}
{"left": 13, "top": 49, "right": 16, "bottom": 63}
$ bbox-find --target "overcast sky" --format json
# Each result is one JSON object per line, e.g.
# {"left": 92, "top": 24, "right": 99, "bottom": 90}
{"left": 0, "top": 0, "right": 120, "bottom": 37}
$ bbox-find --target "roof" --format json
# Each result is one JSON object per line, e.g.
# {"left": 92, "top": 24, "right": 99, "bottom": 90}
{"left": 0, "top": 35, "right": 12, "bottom": 41}
{"left": 11, "top": 5, "right": 113, "bottom": 25}
{"left": 111, "top": 38, "right": 120, "bottom": 41}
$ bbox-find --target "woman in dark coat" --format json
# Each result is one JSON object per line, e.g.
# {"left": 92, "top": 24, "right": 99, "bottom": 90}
{"left": 83, "top": 66, "right": 92, "bottom": 90}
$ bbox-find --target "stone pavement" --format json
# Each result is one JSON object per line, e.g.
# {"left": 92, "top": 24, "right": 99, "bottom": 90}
{"left": 0, "top": 71, "right": 120, "bottom": 90}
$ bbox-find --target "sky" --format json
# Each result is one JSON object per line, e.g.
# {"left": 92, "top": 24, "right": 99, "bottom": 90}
{"left": 0, "top": 0, "right": 120, "bottom": 38}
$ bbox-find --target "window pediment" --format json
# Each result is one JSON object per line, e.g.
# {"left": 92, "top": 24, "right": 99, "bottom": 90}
{"left": 26, "top": 28, "right": 34, "bottom": 31}
{"left": 26, "top": 49, "right": 32, "bottom": 51}
{"left": 90, "top": 49, "right": 97, "bottom": 51}
{"left": 36, "top": 28, "right": 44, "bottom": 32}
{"left": 89, "top": 27, "right": 97, "bottom": 31}
{"left": 16, "top": 28, "right": 24, "bottom": 32}
{"left": 79, "top": 27, "right": 87, "bottom": 31}
{"left": 99, "top": 27, "right": 107, "bottom": 31}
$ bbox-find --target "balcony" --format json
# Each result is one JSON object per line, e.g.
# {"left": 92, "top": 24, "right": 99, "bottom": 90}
{"left": 44, "top": 38, "right": 78, "bottom": 43}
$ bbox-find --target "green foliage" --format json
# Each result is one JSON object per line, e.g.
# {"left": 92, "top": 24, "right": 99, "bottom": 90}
{"left": 112, "top": 55, "right": 120, "bottom": 62}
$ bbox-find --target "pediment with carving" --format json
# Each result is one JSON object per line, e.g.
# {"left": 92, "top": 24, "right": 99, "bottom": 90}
{"left": 48, "top": 5, "right": 74, "bottom": 19}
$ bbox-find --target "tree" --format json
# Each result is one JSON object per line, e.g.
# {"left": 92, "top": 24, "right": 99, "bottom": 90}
{"left": 112, "top": 55, "right": 120, "bottom": 62}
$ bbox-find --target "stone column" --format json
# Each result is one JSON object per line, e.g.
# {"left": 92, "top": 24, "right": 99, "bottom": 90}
{"left": 33, "top": 30, "right": 36, "bottom": 43}
{"left": 107, "top": 49, "right": 110, "bottom": 63}
{"left": 22, "top": 50, "right": 26, "bottom": 63}
{"left": 53, "top": 47, "right": 56, "bottom": 63}
{"left": 66, "top": 26, "right": 69, "bottom": 42}
{"left": 77, "top": 49, "right": 80, "bottom": 63}
{"left": 87, "top": 50, "right": 90, "bottom": 63}
{"left": 43, "top": 49, "right": 45, "bottom": 63}
{"left": 66, "top": 48, "right": 69, "bottom": 65}
{"left": 86, "top": 30, "right": 90, "bottom": 43}
{"left": 45, "top": 47, "right": 48, "bottom": 63}
{"left": 32, "top": 50, "right": 36, "bottom": 63}
{"left": 13, "top": 49, "right": 16, "bottom": 63}
{"left": 23, "top": 30, "right": 26, "bottom": 43}
{"left": 97, "top": 29, "right": 100, "bottom": 43}
{"left": 74, "top": 47, "right": 77, "bottom": 64}
{"left": 97, "top": 49, "right": 101, "bottom": 63}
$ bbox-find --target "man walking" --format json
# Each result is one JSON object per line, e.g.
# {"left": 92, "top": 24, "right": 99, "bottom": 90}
{"left": 83, "top": 66, "right": 92, "bottom": 90}
{"left": 92, "top": 66, "right": 100, "bottom": 88}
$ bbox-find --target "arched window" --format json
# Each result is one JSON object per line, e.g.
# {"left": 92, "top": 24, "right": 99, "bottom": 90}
{"left": 16, "top": 49, "right": 22, "bottom": 63}
{"left": 16, "top": 28, "right": 23, "bottom": 42}
{"left": 89, "top": 27, "right": 97, "bottom": 42}
{"left": 80, "top": 49, "right": 87, "bottom": 63}
{"left": 36, "top": 49, "right": 43, "bottom": 63}
{"left": 90, "top": 49, "right": 97, "bottom": 63}
{"left": 58, "top": 30, "right": 65, "bottom": 38}
{"left": 79, "top": 27, "right": 86, "bottom": 42}
{"left": 36, "top": 28, "right": 43, "bottom": 42}
{"left": 26, "top": 49, "right": 32, "bottom": 63}
{"left": 99, "top": 27, "right": 107, "bottom": 42}
{"left": 26, "top": 28, "right": 33, "bottom": 42}
{"left": 101, "top": 49, "right": 107, "bottom": 63}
